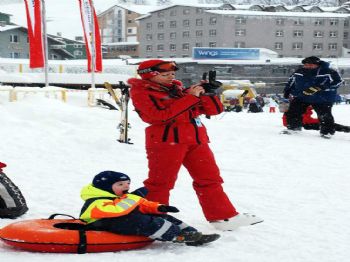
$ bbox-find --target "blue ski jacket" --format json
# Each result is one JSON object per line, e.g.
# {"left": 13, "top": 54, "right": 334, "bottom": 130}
{"left": 284, "top": 61, "right": 343, "bottom": 104}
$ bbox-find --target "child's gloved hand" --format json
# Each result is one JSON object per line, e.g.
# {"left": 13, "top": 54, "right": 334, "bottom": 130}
{"left": 303, "top": 86, "right": 322, "bottom": 96}
{"left": 158, "top": 205, "right": 179, "bottom": 213}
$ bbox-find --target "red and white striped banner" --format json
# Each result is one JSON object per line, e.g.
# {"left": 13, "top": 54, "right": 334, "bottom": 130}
{"left": 24, "top": 0, "right": 44, "bottom": 68}
{"left": 78, "top": 0, "right": 102, "bottom": 72}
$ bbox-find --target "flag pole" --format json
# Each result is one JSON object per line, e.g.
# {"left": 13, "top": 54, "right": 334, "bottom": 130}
{"left": 90, "top": 0, "right": 96, "bottom": 89}
{"left": 41, "top": 0, "right": 49, "bottom": 87}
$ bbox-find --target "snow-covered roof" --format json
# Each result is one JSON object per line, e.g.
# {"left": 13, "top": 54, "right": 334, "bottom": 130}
{"left": 0, "top": 24, "right": 21, "bottom": 32}
{"left": 206, "top": 10, "right": 350, "bottom": 19}
{"left": 98, "top": 4, "right": 160, "bottom": 17}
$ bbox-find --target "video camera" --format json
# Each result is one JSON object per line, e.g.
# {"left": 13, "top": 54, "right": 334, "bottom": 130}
{"left": 201, "top": 70, "right": 222, "bottom": 95}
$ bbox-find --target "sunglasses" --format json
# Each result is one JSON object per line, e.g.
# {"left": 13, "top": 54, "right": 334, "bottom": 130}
{"left": 138, "top": 61, "right": 179, "bottom": 74}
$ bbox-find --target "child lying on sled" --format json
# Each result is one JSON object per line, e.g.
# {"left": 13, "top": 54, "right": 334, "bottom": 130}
{"left": 79, "top": 171, "right": 219, "bottom": 246}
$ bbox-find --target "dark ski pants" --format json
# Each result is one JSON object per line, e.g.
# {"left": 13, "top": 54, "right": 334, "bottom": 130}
{"left": 286, "top": 99, "right": 335, "bottom": 135}
{"left": 144, "top": 143, "right": 238, "bottom": 221}
{"left": 85, "top": 209, "right": 187, "bottom": 241}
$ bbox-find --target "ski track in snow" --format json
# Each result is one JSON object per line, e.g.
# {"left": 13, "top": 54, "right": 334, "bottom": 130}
{"left": 1, "top": 92, "right": 350, "bottom": 262}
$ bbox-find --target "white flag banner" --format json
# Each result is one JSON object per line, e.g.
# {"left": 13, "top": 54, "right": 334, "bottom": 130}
{"left": 78, "top": 0, "right": 102, "bottom": 72}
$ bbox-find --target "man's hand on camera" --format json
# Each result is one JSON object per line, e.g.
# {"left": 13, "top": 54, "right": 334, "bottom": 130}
{"left": 187, "top": 84, "right": 205, "bottom": 97}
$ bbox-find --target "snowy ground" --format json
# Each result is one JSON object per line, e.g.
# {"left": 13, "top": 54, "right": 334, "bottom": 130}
{"left": 1, "top": 91, "right": 350, "bottom": 262}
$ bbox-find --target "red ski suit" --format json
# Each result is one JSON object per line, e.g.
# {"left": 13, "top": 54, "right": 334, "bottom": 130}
{"left": 128, "top": 78, "right": 237, "bottom": 221}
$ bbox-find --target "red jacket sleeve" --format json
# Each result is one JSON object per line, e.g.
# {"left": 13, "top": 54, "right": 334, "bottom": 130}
{"left": 199, "top": 95, "right": 224, "bottom": 116}
{"left": 131, "top": 89, "right": 201, "bottom": 123}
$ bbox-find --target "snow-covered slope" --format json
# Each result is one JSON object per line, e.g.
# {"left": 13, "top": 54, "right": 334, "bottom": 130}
{"left": 0, "top": 91, "right": 350, "bottom": 261}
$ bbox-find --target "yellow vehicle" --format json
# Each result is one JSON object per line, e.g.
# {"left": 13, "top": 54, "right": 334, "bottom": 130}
{"left": 220, "top": 81, "right": 260, "bottom": 111}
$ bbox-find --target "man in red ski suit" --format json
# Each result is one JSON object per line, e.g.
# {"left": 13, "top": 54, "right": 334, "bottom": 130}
{"left": 128, "top": 60, "right": 263, "bottom": 231}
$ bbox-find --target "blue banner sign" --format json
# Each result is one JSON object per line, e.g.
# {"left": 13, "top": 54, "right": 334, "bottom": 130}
{"left": 193, "top": 48, "right": 260, "bottom": 60}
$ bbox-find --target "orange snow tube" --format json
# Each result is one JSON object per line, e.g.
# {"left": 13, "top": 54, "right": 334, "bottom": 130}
{"left": 0, "top": 215, "right": 153, "bottom": 253}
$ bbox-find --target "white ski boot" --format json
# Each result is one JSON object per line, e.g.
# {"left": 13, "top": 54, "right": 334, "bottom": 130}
{"left": 210, "top": 213, "right": 263, "bottom": 231}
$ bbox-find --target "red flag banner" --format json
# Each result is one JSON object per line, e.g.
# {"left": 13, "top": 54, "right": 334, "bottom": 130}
{"left": 78, "top": 0, "right": 102, "bottom": 72}
{"left": 24, "top": 0, "right": 44, "bottom": 68}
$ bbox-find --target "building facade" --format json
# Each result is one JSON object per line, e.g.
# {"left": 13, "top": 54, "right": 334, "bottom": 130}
{"left": 138, "top": 4, "right": 350, "bottom": 59}
{"left": 97, "top": 4, "right": 158, "bottom": 58}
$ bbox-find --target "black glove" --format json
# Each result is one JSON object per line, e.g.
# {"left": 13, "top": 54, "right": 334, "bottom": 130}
{"left": 158, "top": 205, "right": 179, "bottom": 213}
{"left": 303, "top": 87, "right": 322, "bottom": 96}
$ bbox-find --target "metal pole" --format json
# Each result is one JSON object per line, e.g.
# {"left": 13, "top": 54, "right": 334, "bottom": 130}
{"left": 90, "top": 0, "right": 96, "bottom": 89}
{"left": 41, "top": 0, "right": 49, "bottom": 87}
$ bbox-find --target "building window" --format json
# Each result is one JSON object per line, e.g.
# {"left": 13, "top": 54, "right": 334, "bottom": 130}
{"left": 274, "top": 42, "right": 283, "bottom": 50}
{"left": 50, "top": 54, "right": 58, "bottom": 59}
{"left": 196, "top": 8, "right": 203, "bottom": 14}
{"left": 170, "top": 32, "right": 176, "bottom": 39}
{"left": 344, "top": 32, "right": 349, "bottom": 39}
{"left": 234, "top": 42, "right": 245, "bottom": 48}
{"left": 10, "top": 52, "right": 20, "bottom": 58}
{"left": 330, "top": 31, "right": 338, "bottom": 38}
{"left": 146, "top": 45, "right": 152, "bottom": 52}
{"left": 10, "top": 34, "right": 19, "bottom": 43}
{"left": 127, "top": 10, "right": 132, "bottom": 14}
{"left": 183, "top": 8, "right": 190, "bottom": 15}
{"left": 73, "top": 44, "right": 83, "bottom": 48}
{"left": 209, "top": 17, "right": 217, "bottom": 25}
{"left": 74, "top": 50, "right": 83, "bottom": 56}
{"left": 157, "top": 33, "right": 164, "bottom": 40}
{"left": 275, "top": 30, "right": 284, "bottom": 37}
{"left": 330, "top": 19, "right": 339, "bottom": 26}
{"left": 183, "top": 31, "right": 190, "bottom": 38}
{"left": 294, "top": 19, "right": 304, "bottom": 26}
{"left": 209, "top": 29, "right": 217, "bottom": 37}
{"left": 158, "top": 22, "right": 164, "bottom": 29}
{"left": 209, "top": 42, "right": 217, "bottom": 47}
{"left": 345, "top": 20, "right": 349, "bottom": 27}
{"left": 127, "top": 28, "right": 133, "bottom": 34}
{"left": 196, "top": 30, "right": 203, "bottom": 37}
{"left": 170, "top": 21, "right": 176, "bottom": 28}
{"left": 292, "top": 42, "right": 303, "bottom": 50}
{"left": 314, "top": 19, "right": 324, "bottom": 26}
{"left": 195, "top": 42, "right": 202, "bottom": 47}
{"left": 170, "top": 10, "right": 176, "bottom": 16}
{"left": 170, "top": 44, "right": 176, "bottom": 51}
{"left": 158, "top": 11, "right": 164, "bottom": 17}
{"left": 276, "top": 18, "right": 284, "bottom": 25}
{"left": 128, "top": 19, "right": 132, "bottom": 23}
{"left": 196, "top": 19, "right": 203, "bottom": 26}
{"left": 329, "top": 43, "right": 337, "bottom": 50}
{"left": 293, "top": 30, "right": 303, "bottom": 37}
{"left": 235, "top": 17, "right": 246, "bottom": 24}
{"left": 183, "top": 20, "right": 190, "bottom": 27}
{"left": 314, "top": 31, "right": 324, "bottom": 38}
{"left": 182, "top": 43, "right": 189, "bottom": 51}
{"left": 146, "top": 23, "right": 152, "bottom": 30}
{"left": 235, "top": 29, "right": 246, "bottom": 36}
{"left": 157, "top": 44, "right": 164, "bottom": 51}
{"left": 313, "top": 43, "right": 323, "bottom": 50}
{"left": 146, "top": 34, "right": 152, "bottom": 41}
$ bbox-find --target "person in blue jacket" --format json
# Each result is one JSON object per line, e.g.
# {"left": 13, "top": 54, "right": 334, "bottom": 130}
{"left": 283, "top": 56, "right": 343, "bottom": 137}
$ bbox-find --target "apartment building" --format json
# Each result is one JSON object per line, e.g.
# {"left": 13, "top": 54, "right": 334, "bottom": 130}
{"left": 138, "top": 4, "right": 350, "bottom": 58}
{"left": 98, "top": 4, "right": 158, "bottom": 58}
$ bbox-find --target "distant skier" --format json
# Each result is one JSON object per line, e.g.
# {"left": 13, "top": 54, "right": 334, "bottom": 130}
{"left": 127, "top": 59, "right": 263, "bottom": 231}
{"left": 283, "top": 56, "right": 343, "bottom": 138}
{"left": 0, "top": 162, "right": 28, "bottom": 219}
{"left": 80, "top": 171, "right": 220, "bottom": 246}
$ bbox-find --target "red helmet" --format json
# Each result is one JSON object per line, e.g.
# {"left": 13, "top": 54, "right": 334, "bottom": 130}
{"left": 137, "top": 60, "right": 178, "bottom": 80}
